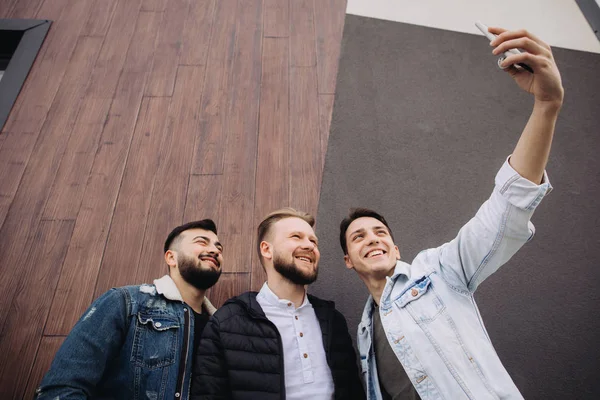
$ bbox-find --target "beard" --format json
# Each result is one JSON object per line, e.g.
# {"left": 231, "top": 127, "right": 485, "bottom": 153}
{"left": 178, "top": 253, "right": 222, "bottom": 290}
{"left": 273, "top": 252, "right": 318, "bottom": 286}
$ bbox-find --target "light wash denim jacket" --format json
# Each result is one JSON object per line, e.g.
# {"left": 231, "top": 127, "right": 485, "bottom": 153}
{"left": 36, "top": 275, "right": 216, "bottom": 400}
{"left": 358, "top": 159, "right": 552, "bottom": 400}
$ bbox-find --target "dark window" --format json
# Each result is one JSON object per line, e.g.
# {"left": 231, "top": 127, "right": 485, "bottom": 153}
{"left": 0, "top": 19, "right": 51, "bottom": 131}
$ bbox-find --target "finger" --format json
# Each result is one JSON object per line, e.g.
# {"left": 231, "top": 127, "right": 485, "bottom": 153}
{"left": 487, "top": 26, "right": 507, "bottom": 36}
{"left": 493, "top": 37, "right": 550, "bottom": 58}
{"left": 503, "top": 64, "right": 522, "bottom": 78}
{"left": 490, "top": 28, "right": 551, "bottom": 51}
{"left": 500, "top": 52, "right": 551, "bottom": 72}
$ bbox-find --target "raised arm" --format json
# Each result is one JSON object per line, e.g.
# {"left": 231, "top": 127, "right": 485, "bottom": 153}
{"left": 489, "top": 26, "right": 564, "bottom": 183}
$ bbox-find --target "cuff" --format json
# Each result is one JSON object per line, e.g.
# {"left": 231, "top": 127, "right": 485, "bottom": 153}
{"left": 495, "top": 156, "right": 553, "bottom": 210}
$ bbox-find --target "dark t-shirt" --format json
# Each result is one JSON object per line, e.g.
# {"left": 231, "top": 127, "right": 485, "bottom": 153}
{"left": 192, "top": 310, "right": 210, "bottom": 365}
{"left": 373, "top": 305, "right": 421, "bottom": 400}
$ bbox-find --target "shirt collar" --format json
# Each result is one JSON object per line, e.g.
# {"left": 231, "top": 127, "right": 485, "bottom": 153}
{"left": 257, "top": 282, "right": 310, "bottom": 310}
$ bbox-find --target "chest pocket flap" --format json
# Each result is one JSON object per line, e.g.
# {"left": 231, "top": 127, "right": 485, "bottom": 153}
{"left": 393, "top": 276, "right": 445, "bottom": 323}
{"left": 133, "top": 313, "right": 180, "bottom": 369}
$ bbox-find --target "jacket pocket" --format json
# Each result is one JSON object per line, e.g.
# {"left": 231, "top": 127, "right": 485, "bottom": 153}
{"left": 393, "top": 276, "right": 445, "bottom": 323}
{"left": 132, "top": 313, "right": 180, "bottom": 369}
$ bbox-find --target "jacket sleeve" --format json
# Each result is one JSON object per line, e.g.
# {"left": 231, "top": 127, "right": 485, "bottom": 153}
{"left": 191, "top": 315, "right": 230, "bottom": 400}
{"left": 332, "top": 309, "right": 366, "bottom": 400}
{"left": 436, "top": 159, "right": 552, "bottom": 292}
{"left": 35, "top": 288, "right": 129, "bottom": 399}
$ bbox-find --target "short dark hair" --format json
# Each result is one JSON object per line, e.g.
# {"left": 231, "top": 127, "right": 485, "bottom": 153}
{"left": 256, "top": 208, "right": 315, "bottom": 268}
{"left": 164, "top": 219, "right": 217, "bottom": 253}
{"left": 339, "top": 208, "right": 394, "bottom": 255}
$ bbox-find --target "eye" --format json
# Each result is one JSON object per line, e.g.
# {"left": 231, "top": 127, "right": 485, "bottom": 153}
{"left": 291, "top": 234, "right": 301, "bottom": 239}
{"left": 352, "top": 234, "right": 363, "bottom": 241}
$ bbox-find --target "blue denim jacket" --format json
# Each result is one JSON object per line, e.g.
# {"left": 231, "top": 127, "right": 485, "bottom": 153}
{"left": 358, "top": 159, "right": 552, "bottom": 400}
{"left": 36, "top": 275, "right": 216, "bottom": 400}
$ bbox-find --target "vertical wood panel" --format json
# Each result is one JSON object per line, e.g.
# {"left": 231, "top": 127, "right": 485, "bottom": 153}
{"left": 0, "top": 220, "right": 74, "bottom": 399}
{"left": 141, "top": 0, "right": 166, "bottom": 12}
{"left": 217, "top": 0, "right": 263, "bottom": 273}
{"left": 45, "top": 10, "right": 159, "bottom": 335}
{"left": 23, "top": 336, "right": 65, "bottom": 400}
{"left": 135, "top": 65, "right": 207, "bottom": 285}
{"left": 207, "top": 273, "right": 251, "bottom": 308}
{"left": 251, "top": 37, "right": 289, "bottom": 290}
{"left": 43, "top": 4, "right": 148, "bottom": 221}
{"left": 93, "top": 96, "right": 171, "bottom": 297}
{"left": 318, "top": 94, "right": 335, "bottom": 171}
{"left": 314, "top": 0, "right": 346, "bottom": 93}
{"left": 184, "top": 175, "right": 222, "bottom": 224}
{"left": 3, "top": 0, "right": 91, "bottom": 134}
{"left": 290, "top": 0, "right": 316, "bottom": 66}
{"left": 190, "top": 0, "right": 238, "bottom": 175}
{"left": 144, "top": 0, "right": 190, "bottom": 96}
{"left": 81, "top": 0, "right": 118, "bottom": 37}
{"left": 9, "top": 0, "right": 45, "bottom": 18}
{"left": 0, "top": 34, "right": 101, "bottom": 330}
{"left": 289, "top": 66, "right": 321, "bottom": 216}
{"left": 264, "top": 0, "right": 289, "bottom": 37}
{"left": 180, "top": 0, "right": 215, "bottom": 66}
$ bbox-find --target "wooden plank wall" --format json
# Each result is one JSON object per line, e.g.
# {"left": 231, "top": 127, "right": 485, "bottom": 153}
{"left": 0, "top": 0, "right": 346, "bottom": 398}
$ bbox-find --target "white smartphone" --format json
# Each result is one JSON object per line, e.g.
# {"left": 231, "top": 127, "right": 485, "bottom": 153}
{"left": 475, "top": 21, "right": 533, "bottom": 73}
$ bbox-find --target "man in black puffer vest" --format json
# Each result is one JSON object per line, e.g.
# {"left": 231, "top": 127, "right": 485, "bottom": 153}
{"left": 191, "top": 208, "right": 365, "bottom": 400}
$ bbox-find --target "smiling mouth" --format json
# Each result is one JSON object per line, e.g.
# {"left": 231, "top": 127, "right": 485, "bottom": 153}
{"left": 364, "top": 249, "right": 386, "bottom": 258}
{"left": 200, "top": 256, "right": 220, "bottom": 268}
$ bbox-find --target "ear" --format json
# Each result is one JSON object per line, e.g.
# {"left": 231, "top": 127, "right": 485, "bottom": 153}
{"left": 260, "top": 241, "right": 272, "bottom": 260}
{"left": 344, "top": 254, "right": 354, "bottom": 270}
{"left": 165, "top": 250, "right": 177, "bottom": 269}
{"left": 393, "top": 245, "right": 401, "bottom": 260}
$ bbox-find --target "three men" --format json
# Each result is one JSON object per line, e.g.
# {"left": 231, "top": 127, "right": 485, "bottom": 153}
{"left": 339, "top": 27, "right": 563, "bottom": 399}
{"left": 36, "top": 220, "right": 223, "bottom": 400}
{"left": 191, "top": 208, "right": 365, "bottom": 399}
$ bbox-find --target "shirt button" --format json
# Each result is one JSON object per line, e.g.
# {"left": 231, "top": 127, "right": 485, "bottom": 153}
{"left": 303, "top": 353, "right": 308, "bottom": 358}
{"left": 299, "top": 332, "right": 304, "bottom": 337}
{"left": 154, "top": 322, "right": 162, "bottom": 328}
{"left": 287, "top": 302, "right": 292, "bottom": 307}
{"left": 411, "top": 288, "right": 418, "bottom": 297}
{"left": 295, "top": 316, "right": 298, "bottom": 320}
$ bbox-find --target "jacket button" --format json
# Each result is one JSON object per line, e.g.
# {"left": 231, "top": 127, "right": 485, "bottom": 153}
{"left": 175, "top": 392, "right": 180, "bottom": 397}
{"left": 411, "top": 288, "right": 418, "bottom": 297}
{"left": 155, "top": 322, "right": 162, "bottom": 328}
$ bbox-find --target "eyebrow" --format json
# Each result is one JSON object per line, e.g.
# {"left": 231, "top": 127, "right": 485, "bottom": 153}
{"left": 349, "top": 225, "right": 388, "bottom": 237}
{"left": 192, "top": 236, "right": 223, "bottom": 249}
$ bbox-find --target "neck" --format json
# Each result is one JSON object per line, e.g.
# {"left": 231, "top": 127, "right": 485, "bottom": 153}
{"left": 361, "top": 269, "right": 394, "bottom": 306}
{"left": 265, "top": 274, "right": 306, "bottom": 308}
{"left": 171, "top": 273, "right": 206, "bottom": 313}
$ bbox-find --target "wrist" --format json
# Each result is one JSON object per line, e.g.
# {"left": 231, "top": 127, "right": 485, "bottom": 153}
{"left": 533, "top": 97, "right": 563, "bottom": 115}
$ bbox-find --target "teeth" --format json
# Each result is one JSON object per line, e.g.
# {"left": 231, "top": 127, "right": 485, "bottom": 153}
{"left": 366, "top": 250, "right": 384, "bottom": 258}
{"left": 297, "top": 256, "right": 311, "bottom": 262}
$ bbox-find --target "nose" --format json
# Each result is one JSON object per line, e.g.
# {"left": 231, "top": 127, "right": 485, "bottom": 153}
{"left": 207, "top": 243, "right": 221, "bottom": 255}
{"left": 301, "top": 237, "right": 315, "bottom": 250}
{"left": 366, "top": 232, "right": 380, "bottom": 246}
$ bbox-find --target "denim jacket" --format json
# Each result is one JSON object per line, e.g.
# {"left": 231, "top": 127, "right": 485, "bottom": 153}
{"left": 36, "top": 275, "right": 216, "bottom": 400}
{"left": 358, "top": 159, "right": 552, "bottom": 400}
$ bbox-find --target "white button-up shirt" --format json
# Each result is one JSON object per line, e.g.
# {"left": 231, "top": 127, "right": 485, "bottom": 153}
{"left": 256, "top": 283, "right": 335, "bottom": 400}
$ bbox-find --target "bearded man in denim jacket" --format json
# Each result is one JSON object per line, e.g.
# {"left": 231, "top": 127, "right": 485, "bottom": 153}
{"left": 36, "top": 219, "right": 224, "bottom": 400}
{"left": 339, "top": 28, "right": 564, "bottom": 399}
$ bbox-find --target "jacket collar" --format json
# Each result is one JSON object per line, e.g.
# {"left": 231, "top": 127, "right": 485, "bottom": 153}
{"left": 358, "top": 260, "right": 412, "bottom": 331}
{"left": 153, "top": 275, "right": 217, "bottom": 315}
